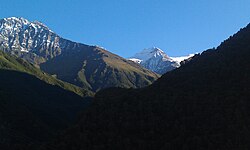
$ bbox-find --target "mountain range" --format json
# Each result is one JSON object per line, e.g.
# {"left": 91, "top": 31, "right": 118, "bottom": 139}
{"left": 0, "top": 17, "right": 159, "bottom": 92}
{"left": 0, "top": 17, "right": 160, "bottom": 149}
{"left": 129, "top": 47, "right": 194, "bottom": 74}
{"left": 1, "top": 16, "right": 250, "bottom": 150}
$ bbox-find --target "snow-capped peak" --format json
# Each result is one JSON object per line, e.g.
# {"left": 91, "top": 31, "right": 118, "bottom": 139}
{"left": 0, "top": 17, "right": 63, "bottom": 61}
{"left": 32, "top": 20, "right": 51, "bottom": 30}
{"left": 0, "top": 17, "right": 54, "bottom": 33}
{"left": 4, "top": 17, "right": 29, "bottom": 24}
{"left": 131, "top": 47, "right": 172, "bottom": 62}
{"left": 129, "top": 47, "right": 195, "bottom": 74}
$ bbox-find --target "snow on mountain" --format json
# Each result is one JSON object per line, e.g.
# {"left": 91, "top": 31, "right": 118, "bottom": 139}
{"left": 0, "top": 17, "right": 56, "bottom": 52}
{"left": 129, "top": 47, "right": 193, "bottom": 74}
{"left": 0, "top": 17, "right": 79, "bottom": 64}
{"left": 0, "top": 17, "right": 194, "bottom": 75}
{"left": 170, "top": 54, "right": 195, "bottom": 63}
{"left": 131, "top": 47, "right": 169, "bottom": 60}
{"left": 129, "top": 58, "right": 143, "bottom": 64}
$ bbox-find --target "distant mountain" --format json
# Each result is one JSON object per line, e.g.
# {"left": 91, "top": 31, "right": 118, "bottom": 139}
{"left": 0, "top": 17, "right": 159, "bottom": 91}
{"left": 49, "top": 24, "right": 250, "bottom": 149}
{"left": 129, "top": 47, "right": 193, "bottom": 74}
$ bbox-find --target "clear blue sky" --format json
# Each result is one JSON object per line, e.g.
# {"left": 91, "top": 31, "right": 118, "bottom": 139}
{"left": 1, "top": 0, "right": 250, "bottom": 57}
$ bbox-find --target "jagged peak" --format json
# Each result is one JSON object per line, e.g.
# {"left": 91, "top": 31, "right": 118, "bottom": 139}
{"left": 141, "top": 47, "right": 164, "bottom": 53}
{"left": 0, "top": 17, "right": 54, "bottom": 33}
{"left": 131, "top": 47, "right": 171, "bottom": 62}
{"left": 32, "top": 20, "right": 49, "bottom": 29}
{"left": 1, "top": 17, "right": 30, "bottom": 25}
{"left": 4, "top": 17, "right": 28, "bottom": 21}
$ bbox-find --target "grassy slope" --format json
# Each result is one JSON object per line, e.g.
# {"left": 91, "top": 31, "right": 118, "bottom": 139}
{"left": 40, "top": 46, "right": 159, "bottom": 92}
{"left": 0, "top": 51, "right": 93, "bottom": 97}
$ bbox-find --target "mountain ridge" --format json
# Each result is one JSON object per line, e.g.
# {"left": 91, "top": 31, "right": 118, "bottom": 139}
{"left": 0, "top": 17, "right": 159, "bottom": 92}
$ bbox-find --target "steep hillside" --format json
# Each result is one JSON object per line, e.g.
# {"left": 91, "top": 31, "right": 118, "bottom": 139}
{"left": 50, "top": 24, "right": 250, "bottom": 149}
{"left": 40, "top": 46, "right": 159, "bottom": 91}
{"left": 0, "top": 51, "right": 93, "bottom": 150}
{"left": 0, "top": 51, "right": 92, "bottom": 96}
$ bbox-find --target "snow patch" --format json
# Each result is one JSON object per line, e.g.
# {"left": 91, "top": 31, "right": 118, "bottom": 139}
{"left": 20, "top": 47, "right": 29, "bottom": 53}
{"left": 129, "top": 58, "right": 143, "bottom": 64}
{"left": 170, "top": 54, "right": 195, "bottom": 63}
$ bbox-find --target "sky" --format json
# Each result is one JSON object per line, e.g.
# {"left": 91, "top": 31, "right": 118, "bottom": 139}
{"left": 0, "top": 0, "right": 250, "bottom": 57}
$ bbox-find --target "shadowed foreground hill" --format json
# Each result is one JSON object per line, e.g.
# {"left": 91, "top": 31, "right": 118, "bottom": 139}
{"left": 0, "top": 70, "right": 92, "bottom": 150}
{"left": 50, "top": 24, "right": 250, "bottom": 150}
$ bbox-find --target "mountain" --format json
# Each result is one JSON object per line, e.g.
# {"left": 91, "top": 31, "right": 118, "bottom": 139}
{"left": 49, "top": 24, "right": 250, "bottom": 149}
{"left": 0, "top": 17, "right": 159, "bottom": 92}
{"left": 0, "top": 17, "right": 63, "bottom": 64}
{"left": 129, "top": 47, "right": 192, "bottom": 74}
{"left": 0, "top": 50, "right": 92, "bottom": 96}
{"left": 40, "top": 46, "right": 159, "bottom": 91}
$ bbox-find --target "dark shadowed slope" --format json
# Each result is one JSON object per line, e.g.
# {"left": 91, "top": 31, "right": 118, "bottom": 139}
{"left": 50, "top": 24, "right": 250, "bottom": 150}
{"left": 0, "top": 48, "right": 92, "bottom": 149}
{"left": 0, "top": 70, "right": 92, "bottom": 150}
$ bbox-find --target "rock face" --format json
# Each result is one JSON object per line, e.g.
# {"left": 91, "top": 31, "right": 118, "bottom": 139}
{"left": 129, "top": 47, "right": 181, "bottom": 74}
{"left": 0, "top": 17, "right": 159, "bottom": 91}
{"left": 0, "top": 17, "right": 82, "bottom": 64}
